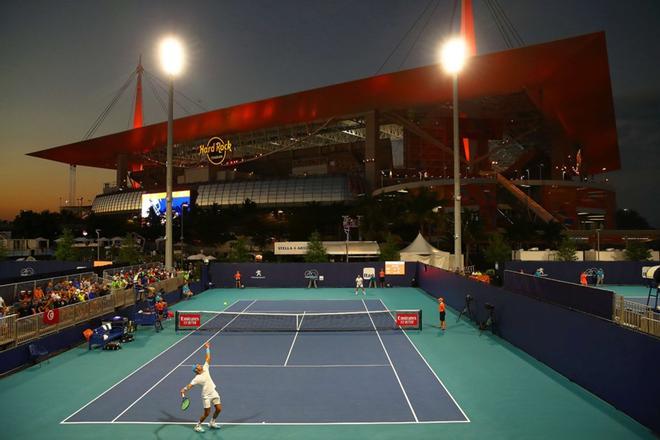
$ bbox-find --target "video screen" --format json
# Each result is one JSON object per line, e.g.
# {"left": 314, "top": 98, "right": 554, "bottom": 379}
{"left": 141, "top": 190, "right": 190, "bottom": 218}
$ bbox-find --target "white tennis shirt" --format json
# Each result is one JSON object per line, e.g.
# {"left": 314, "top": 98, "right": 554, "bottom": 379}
{"left": 190, "top": 362, "right": 217, "bottom": 398}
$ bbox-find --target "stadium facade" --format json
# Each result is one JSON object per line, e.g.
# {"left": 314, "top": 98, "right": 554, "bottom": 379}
{"left": 29, "top": 31, "right": 619, "bottom": 231}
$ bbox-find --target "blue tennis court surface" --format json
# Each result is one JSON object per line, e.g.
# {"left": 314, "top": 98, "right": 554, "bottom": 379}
{"left": 600, "top": 284, "right": 660, "bottom": 310}
{"left": 62, "top": 299, "right": 468, "bottom": 425}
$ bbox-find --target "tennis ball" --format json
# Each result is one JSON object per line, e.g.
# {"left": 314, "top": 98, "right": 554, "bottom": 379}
{"left": 224, "top": 301, "right": 228, "bottom": 305}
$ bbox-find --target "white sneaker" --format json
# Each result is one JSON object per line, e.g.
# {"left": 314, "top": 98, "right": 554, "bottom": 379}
{"left": 194, "top": 425, "right": 205, "bottom": 433}
{"left": 209, "top": 421, "right": 220, "bottom": 429}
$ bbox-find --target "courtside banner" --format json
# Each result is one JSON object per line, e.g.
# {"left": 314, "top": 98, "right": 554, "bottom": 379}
{"left": 178, "top": 312, "right": 201, "bottom": 329}
{"left": 43, "top": 308, "right": 59, "bottom": 325}
{"left": 395, "top": 311, "right": 419, "bottom": 329}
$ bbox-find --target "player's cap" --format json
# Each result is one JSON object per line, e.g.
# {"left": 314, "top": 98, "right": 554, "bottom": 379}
{"left": 192, "top": 364, "right": 199, "bottom": 373}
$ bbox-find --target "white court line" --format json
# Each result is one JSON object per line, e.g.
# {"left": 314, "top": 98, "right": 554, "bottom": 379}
{"left": 60, "top": 420, "right": 469, "bottom": 425}
{"left": 362, "top": 298, "right": 418, "bottom": 423}
{"left": 179, "top": 364, "right": 390, "bottom": 368}
{"left": 378, "top": 298, "right": 470, "bottom": 422}
{"left": 284, "top": 311, "right": 304, "bottom": 366}
{"left": 60, "top": 299, "right": 241, "bottom": 424}
{"left": 110, "top": 299, "right": 257, "bottom": 422}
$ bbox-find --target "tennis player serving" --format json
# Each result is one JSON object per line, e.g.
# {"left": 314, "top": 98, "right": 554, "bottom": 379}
{"left": 180, "top": 342, "right": 222, "bottom": 432}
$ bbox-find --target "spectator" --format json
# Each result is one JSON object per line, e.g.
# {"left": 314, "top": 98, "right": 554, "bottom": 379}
{"left": 580, "top": 271, "right": 588, "bottom": 286}
{"left": 182, "top": 283, "right": 193, "bottom": 300}
{"left": 379, "top": 268, "right": 386, "bottom": 288}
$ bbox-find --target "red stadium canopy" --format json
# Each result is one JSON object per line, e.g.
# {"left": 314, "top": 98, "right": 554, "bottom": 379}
{"left": 28, "top": 32, "right": 619, "bottom": 175}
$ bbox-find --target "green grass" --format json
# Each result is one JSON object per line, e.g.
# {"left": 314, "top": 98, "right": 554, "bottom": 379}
{"left": 0, "top": 287, "right": 653, "bottom": 439}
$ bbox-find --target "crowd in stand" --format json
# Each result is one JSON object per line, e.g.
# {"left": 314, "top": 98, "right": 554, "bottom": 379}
{"left": 0, "top": 278, "right": 110, "bottom": 319}
{"left": 0, "top": 266, "right": 186, "bottom": 321}
{"left": 108, "top": 266, "right": 179, "bottom": 291}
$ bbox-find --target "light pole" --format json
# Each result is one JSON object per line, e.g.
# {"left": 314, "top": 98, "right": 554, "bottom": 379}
{"left": 159, "top": 36, "right": 184, "bottom": 270}
{"left": 95, "top": 229, "right": 101, "bottom": 261}
{"left": 180, "top": 202, "right": 189, "bottom": 266}
{"left": 441, "top": 37, "right": 467, "bottom": 271}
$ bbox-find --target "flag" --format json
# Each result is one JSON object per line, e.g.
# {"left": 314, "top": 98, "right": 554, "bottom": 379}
{"left": 43, "top": 308, "right": 59, "bottom": 325}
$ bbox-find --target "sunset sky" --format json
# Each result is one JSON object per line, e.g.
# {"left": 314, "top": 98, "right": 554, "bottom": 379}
{"left": 1, "top": 0, "right": 658, "bottom": 225}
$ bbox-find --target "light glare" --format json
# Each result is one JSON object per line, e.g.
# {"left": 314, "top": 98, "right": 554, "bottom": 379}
{"left": 440, "top": 37, "right": 467, "bottom": 74}
{"left": 159, "top": 37, "right": 184, "bottom": 76}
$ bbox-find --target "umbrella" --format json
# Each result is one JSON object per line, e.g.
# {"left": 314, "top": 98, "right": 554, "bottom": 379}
{"left": 187, "top": 253, "right": 216, "bottom": 261}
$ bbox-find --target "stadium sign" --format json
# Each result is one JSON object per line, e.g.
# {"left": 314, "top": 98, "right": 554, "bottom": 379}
{"left": 198, "top": 136, "right": 232, "bottom": 165}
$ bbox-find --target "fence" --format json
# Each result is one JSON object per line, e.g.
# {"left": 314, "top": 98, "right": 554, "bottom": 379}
{"left": 102, "top": 262, "right": 163, "bottom": 280}
{"left": 0, "top": 281, "right": 175, "bottom": 349}
{"left": 503, "top": 270, "right": 614, "bottom": 320}
{"left": 614, "top": 295, "right": 660, "bottom": 337}
{"left": 0, "top": 272, "right": 185, "bottom": 349}
{"left": 0, "top": 272, "right": 98, "bottom": 306}
{"left": 5, "top": 293, "right": 116, "bottom": 345}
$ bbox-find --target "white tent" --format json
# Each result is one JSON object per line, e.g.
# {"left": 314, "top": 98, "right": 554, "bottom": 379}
{"left": 399, "top": 233, "right": 452, "bottom": 269}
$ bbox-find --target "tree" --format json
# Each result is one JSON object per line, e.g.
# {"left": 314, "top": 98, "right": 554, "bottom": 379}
{"left": 118, "top": 234, "right": 143, "bottom": 265}
{"left": 54, "top": 228, "right": 79, "bottom": 261}
{"left": 624, "top": 240, "right": 651, "bottom": 261}
{"left": 304, "top": 231, "right": 329, "bottom": 263}
{"left": 556, "top": 235, "right": 578, "bottom": 261}
{"left": 616, "top": 209, "right": 651, "bottom": 230}
{"left": 379, "top": 234, "right": 400, "bottom": 261}
{"left": 483, "top": 233, "right": 511, "bottom": 267}
{"left": 227, "top": 236, "right": 252, "bottom": 262}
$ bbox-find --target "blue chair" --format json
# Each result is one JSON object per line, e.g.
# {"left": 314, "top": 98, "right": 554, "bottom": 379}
{"left": 28, "top": 343, "right": 49, "bottom": 366}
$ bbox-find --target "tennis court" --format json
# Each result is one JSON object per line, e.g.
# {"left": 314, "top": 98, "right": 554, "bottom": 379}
{"left": 0, "top": 287, "right": 654, "bottom": 439}
{"left": 62, "top": 298, "right": 466, "bottom": 425}
{"left": 600, "top": 284, "right": 660, "bottom": 309}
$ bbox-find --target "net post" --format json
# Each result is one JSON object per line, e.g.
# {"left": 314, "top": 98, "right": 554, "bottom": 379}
{"left": 174, "top": 311, "right": 179, "bottom": 332}
{"left": 418, "top": 309, "right": 422, "bottom": 330}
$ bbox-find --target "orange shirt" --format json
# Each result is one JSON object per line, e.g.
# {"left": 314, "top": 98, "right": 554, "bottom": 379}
{"left": 234, "top": 272, "right": 241, "bottom": 280}
{"left": 379, "top": 270, "right": 385, "bottom": 278}
{"left": 438, "top": 302, "right": 445, "bottom": 312}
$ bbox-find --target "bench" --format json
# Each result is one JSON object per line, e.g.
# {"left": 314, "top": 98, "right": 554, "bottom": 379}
{"left": 88, "top": 323, "right": 125, "bottom": 350}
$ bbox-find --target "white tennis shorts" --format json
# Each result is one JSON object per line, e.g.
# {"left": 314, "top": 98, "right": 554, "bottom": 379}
{"left": 202, "top": 391, "right": 221, "bottom": 409}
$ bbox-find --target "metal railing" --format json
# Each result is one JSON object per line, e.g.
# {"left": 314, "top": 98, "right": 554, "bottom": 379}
{"left": 614, "top": 295, "right": 660, "bottom": 337}
{"left": 0, "top": 273, "right": 185, "bottom": 350}
{"left": 103, "top": 262, "right": 163, "bottom": 280}
{"left": 0, "top": 272, "right": 98, "bottom": 306}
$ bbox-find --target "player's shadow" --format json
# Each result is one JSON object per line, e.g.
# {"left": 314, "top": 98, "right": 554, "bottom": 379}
{"left": 158, "top": 410, "right": 262, "bottom": 433}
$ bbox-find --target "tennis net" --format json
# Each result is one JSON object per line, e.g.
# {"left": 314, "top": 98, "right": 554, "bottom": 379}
{"left": 175, "top": 309, "right": 422, "bottom": 332}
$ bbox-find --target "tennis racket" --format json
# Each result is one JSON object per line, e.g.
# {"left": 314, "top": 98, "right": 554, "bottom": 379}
{"left": 181, "top": 396, "right": 190, "bottom": 411}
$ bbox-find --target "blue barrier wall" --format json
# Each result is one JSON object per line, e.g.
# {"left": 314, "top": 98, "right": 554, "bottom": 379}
{"left": 503, "top": 270, "right": 614, "bottom": 319}
{"left": 0, "top": 261, "right": 91, "bottom": 283}
{"left": 505, "top": 261, "right": 660, "bottom": 285}
{"left": 0, "top": 286, "right": 187, "bottom": 376}
{"left": 208, "top": 262, "right": 418, "bottom": 288}
{"left": 418, "top": 264, "right": 660, "bottom": 433}
{"left": 0, "top": 314, "right": 115, "bottom": 375}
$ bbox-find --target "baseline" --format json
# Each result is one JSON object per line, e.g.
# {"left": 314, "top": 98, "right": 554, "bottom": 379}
{"left": 60, "top": 299, "right": 242, "bottom": 423}
{"left": 111, "top": 299, "right": 257, "bottom": 422}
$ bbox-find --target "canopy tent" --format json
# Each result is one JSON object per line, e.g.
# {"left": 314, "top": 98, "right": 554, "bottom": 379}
{"left": 399, "top": 233, "right": 453, "bottom": 270}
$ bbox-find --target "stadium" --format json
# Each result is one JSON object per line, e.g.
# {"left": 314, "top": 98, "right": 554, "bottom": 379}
{"left": 1, "top": 1, "right": 659, "bottom": 440}
{"left": 29, "top": 35, "right": 618, "bottom": 232}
